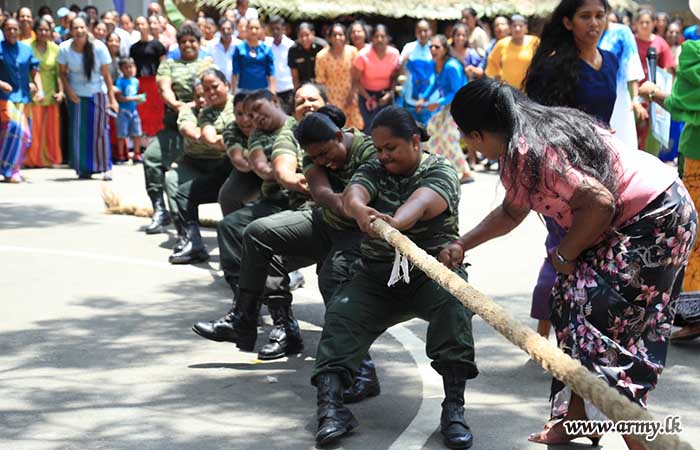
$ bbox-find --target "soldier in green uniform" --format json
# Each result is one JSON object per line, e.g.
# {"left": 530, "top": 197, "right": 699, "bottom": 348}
{"left": 312, "top": 106, "right": 478, "bottom": 449}
{"left": 192, "top": 88, "right": 310, "bottom": 349}
{"left": 218, "top": 94, "right": 262, "bottom": 216}
{"left": 143, "top": 22, "right": 215, "bottom": 235}
{"left": 168, "top": 69, "right": 236, "bottom": 264}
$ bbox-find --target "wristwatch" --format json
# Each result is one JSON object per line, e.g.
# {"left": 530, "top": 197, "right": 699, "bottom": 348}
{"left": 554, "top": 247, "right": 573, "bottom": 265}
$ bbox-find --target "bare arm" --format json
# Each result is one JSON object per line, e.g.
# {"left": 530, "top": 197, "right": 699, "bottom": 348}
{"left": 59, "top": 64, "right": 78, "bottom": 103}
{"left": 229, "top": 147, "right": 251, "bottom": 172}
{"left": 158, "top": 77, "right": 183, "bottom": 110}
{"left": 272, "top": 154, "right": 308, "bottom": 194}
{"left": 351, "top": 66, "right": 369, "bottom": 99}
{"left": 200, "top": 124, "right": 226, "bottom": 150}
{"left": 306, "top": 165, "right": 345, "bottom": 217}
{"left": 267, "top": 75, "right": 276, "bottom": 94}
{"left": 639, "top": 80, "right": 670, "bottom": 107}
{"left": 555, "top": 179, "right": 616, "bottom": 269}
{"left": 31, "top": 70, "right": 44, "bottom": 103}
{"left": 100, "top": 64, "right": 118, "bottom": 111}
{"left": 439, "top": 200, "right": 529, "bottom": 269}
{"left": 248, "top": 148, "right": 276, "bottom": 181}
{"left": 230, "top": 74, "right": 238, "bottom": 93}
{"left": 291, "top": 68, "right": 300, "bottom": 92}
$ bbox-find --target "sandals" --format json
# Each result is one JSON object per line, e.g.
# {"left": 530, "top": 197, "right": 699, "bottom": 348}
{"left": 671, "top": 323, "right": 700, "bottom": 341}
{"left": 528, "top": 419, "right": 602, "bottom": 447}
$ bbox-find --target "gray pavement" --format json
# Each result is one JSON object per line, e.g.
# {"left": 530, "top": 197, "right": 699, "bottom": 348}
{"left": 1, "top": 164, "right": 698, "bottom": 450}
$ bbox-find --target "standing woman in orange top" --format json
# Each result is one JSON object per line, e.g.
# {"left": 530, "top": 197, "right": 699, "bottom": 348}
{"left": 24, "top": 17, "right": 63, "bottom": 168}
{"left": 315, "top": 23, "right": 363, "bottom": 129}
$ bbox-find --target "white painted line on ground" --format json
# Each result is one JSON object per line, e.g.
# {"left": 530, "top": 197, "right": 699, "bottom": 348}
{"left": 0, "top": 244, "right": 439, "bottom": 448}
{"left": 386, "top": 323, "right": 443, "bottom": 450}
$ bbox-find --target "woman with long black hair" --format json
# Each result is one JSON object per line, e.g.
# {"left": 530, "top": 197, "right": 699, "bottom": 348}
{"left": 523, "top": 0, "right": 618, "bottom": 340}
{"left": 57, "top": 16, "right": 118, "bottom": 180}
{"left": 444, "top": 78, "right": 695, "bottom": 448}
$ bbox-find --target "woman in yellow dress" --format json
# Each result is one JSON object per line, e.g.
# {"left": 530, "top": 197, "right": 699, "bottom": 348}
{"left": 315, "top": 23, "right": 363, "bottom": 129}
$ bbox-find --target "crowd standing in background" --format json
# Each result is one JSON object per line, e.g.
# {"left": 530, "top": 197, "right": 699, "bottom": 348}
{"left": 1, "top": 1, "right": 700, "bottom": 449}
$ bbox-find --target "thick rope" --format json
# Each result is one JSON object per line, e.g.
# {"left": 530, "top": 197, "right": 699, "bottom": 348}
{"left": 100, "top": 185, "right": 219, "bottom": 228}
{"left": 371, "top": 218, "right": 694, "bottom": 450}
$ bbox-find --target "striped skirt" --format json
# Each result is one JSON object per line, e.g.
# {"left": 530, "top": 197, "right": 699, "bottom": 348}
{"left": 68, "top": 94, "right": 112, "bottom": 176}
{"left": 137, "top": 76, "right": 164, "bottom": 136}
{"left": 0, "top": 100, "right": 32, "bottom": 179}
{"left": 24, "top": 103, "right": 62, "bottom": 168}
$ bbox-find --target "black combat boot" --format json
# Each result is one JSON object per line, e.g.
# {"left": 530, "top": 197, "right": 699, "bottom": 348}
{"left": 440, "top": 367, "right": 474, "bottom": 449}
{"left": 145, "top": 193, "right": 172, "bottom": 234}
{"left": 257, "top": 304, "right": 304, "bottom": 360}
{"left": 315, "top": 373, "right": 358, "bottom": 446}
{"left": 343, "top": 356, "right": 381, "bottom": 403}
{"left": 191, "top": 290, "right": 260, "bottom": 351}
{"left": 169, "top": 221, "right": 209, "bottom": 264}
{"left": 172, "top": 217, "right": 188, "bottom": 253}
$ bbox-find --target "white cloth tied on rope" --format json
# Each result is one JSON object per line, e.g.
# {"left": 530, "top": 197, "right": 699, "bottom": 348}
{"left": 387, "top": 248, "right": 411, "bottom": 286}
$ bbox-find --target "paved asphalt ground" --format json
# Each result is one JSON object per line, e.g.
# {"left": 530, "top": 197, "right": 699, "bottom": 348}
{"left": 1, "top": 164, "right": 698, "bottom": 450}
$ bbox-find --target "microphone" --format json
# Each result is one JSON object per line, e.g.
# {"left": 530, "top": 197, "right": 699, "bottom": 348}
{"left": 646, "top": 46, "right": 658, "bottom": 83}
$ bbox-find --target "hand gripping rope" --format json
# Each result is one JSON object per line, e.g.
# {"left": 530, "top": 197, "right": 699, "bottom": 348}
{"left": 370, "top": 218, "right": 695, "bottom": 450}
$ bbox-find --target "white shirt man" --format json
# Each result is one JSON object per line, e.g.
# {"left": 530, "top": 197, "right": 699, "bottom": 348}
{"left": 265, "top": 34, "right": 295, "bottom": 94}
{"left": 206, "top": 19, "right": 240, "bottom": 90}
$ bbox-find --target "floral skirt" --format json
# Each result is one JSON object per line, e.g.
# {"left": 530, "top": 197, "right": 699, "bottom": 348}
{"left": 425, "top": 108, "right": 466, "bottom": 174}
{"left": 550, "top": 179, "right": 697, "bottom": 418}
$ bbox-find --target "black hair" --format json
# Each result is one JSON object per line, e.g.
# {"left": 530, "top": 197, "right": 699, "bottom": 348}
{"left": 121, "top": 13, "right": 133, "bottom": 21}
{"left": 200, "top": 68, "right": 229, "bottom": 85}
{"left": 371, "top": 106, "right": 430, "bottom": 142}
{"left": 295, "top": 105, "right": 346, "bottom": 147}
{"left": 176, "top": 21, "right": 201, "bottom": 42}
{"left": 246, "top": 89, "right": 277, "bottom": 104}
{"left": 349, "top": 20, "right": 369, "bottom": 43}
{"left": 328, "top": 22, "right": 346, "bottom": 40}
{"left": 70, "top": 17, "right": 96, "bottom": 81}
{"left": 204, "top": 17, "right": 217, "bottom": 28}
{"left": 119, "top": 57, "right": 135, "bottom": 67}
{"left": 462, "top": 7, "right": 478, "bottom": 18}
{"left": 298, "top": 22, "right": 314, "bottom": 33}
{"left": 451, "top": 78, "right": 619, "bottom": 217}
{"left": 3, "top": 18, "right": 18, "bottom": 30}
{"left": 32, "top": 16, "right": 51, "bottom": 33}
{"left": 524, "top": 0, "right": 611, "bottom": 104}
{"left": 371, "top": 24, "right": 389, "bottom": 39}
{"left": 219, "top": 17, "right": 233, "bottom": 28}
{"left": 295, "top": 82, "right": 329, "bottom": 105}
{"left": 83, "top": 5, "right": 97, "bottom": 13}
{"left": 268, "top": 15, "right": 285, "bottom": 26}
{"left": 37, "top": 6, "right": 52, "bottom": 17}
{"left": 233, "top": 92, "right": 248, "bottom": 106}
{"left": 636, "top": 9, "right": 656, "bottom": 22}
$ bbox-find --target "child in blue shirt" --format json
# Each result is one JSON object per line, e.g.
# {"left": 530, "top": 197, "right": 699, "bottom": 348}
{"left": 114, "top": 58, "right": 145, "bottom": 163}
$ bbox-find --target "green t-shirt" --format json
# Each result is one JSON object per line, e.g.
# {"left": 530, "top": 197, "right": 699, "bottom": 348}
{"left": 177, "top": 96, "right": 234, "bottom": 159}
{"left": 663, "top": 40, "right": 700, "bottom": 160}
{"left": 156, "top": 57, "right": 216, "bottom": 126}
{"left": 349, "top": 152, "right": 460, "bottom": 261}
{"left": 303, "top": 129, "right": 377, "bottom": 230}
{"left": 246, "top": 116, "right": 297, "bottom": 199}
{"left": 223, "top": 121, "right": 248, "bottom": 157}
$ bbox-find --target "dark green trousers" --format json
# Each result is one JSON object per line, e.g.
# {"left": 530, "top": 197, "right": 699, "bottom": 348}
{"left": 311, "top": 260, "right": 478, "bottom": 387}
{"left": 143, "top": 125, "right": 184, "bottom": 200}
{"left": 217, "top": 194, "right": 291, "bottom": 289}
{"left": 239, "top": 208, "right": 363, "bottom": 306}
{"left": 173, "top": 156, "right": 232, "bottom": 223}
